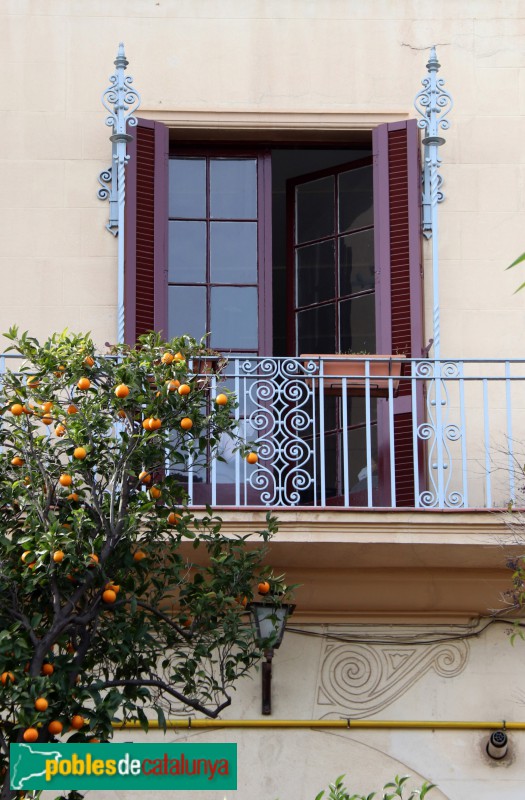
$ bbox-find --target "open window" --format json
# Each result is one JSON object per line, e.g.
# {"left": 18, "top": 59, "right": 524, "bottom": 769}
{"left": 125, "top": 119, "right": 424, "bottom": 506}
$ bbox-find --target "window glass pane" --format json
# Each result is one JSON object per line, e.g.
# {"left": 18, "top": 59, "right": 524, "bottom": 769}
{"left": 168, "top": 221, "right": 207, "bottom": 283}
{"left": 338, "top": 165, "right": 373, "bottom": 233}
{"left": 210, "top": 287, "right": 258, "bottom": 349}
{"left": 169, "top": 158, "right": 206, "bottom": 219}
{"left": 296, "top": 176, "right": 334, "bottom": 245}
{"left": 210, "top": 222, "right": 257, "bottom": 283}
{"left": 339, "top": 230, "right": 375, "bottom": 297}
{"left": 348, "top": 419, "right": 378, "bottom": 498}
{"left": 210, "top": 159, "right": 257, "bottom": 219}
{"left": 216, "top": 422, "right": 256, "bottom": 483}
{"left": 297, "top": 305, "right": 336, "bottom": 354}
{"left": 339, "top": 293, "right": 376, "bottom": 354}
{"left": 168, "top": 286, "right": 207, "bottom": 341}
{"left": 296, "top": 240, "right": 335, "bottom": 307}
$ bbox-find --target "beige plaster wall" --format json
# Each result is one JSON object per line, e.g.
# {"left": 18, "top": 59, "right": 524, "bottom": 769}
{"left": 0, "top": 0, "right": 524, "bottom": 353}
{"left": 3, "top": 3, "right": 525, "bottom": 797}
{"left": 38, "top": 621, "right": 525, "bottom": 800}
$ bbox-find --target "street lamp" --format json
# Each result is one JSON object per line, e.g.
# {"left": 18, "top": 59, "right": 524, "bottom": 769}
{"left": 248, "top": 601, "right": 295, "bottom": 715}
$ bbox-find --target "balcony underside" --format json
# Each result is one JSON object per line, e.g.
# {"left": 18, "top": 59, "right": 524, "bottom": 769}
{"left": 181, "top": 508, "right": 525, "bottom": 622}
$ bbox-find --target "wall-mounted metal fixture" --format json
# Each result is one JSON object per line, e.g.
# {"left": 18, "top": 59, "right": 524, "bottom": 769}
{"left": 98, "top": 43, "right": 141, "bottom": 343}
{"left": 487, "top": 729, "right": 509, "bottom": 760}
{"left": 248, "top": 602, "right": 295, "bottom": 715}
{"left": 413, "top": 45, "right": 453, "bottom": 360}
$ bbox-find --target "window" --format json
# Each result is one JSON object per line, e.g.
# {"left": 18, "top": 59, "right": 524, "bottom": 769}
{"left": 125, "top": 119, "right": 424, "bottom": 506}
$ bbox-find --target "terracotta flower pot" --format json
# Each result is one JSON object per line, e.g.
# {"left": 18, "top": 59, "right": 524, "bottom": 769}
{"left": 300, "top": 354, "right": 406, "bottom": 398}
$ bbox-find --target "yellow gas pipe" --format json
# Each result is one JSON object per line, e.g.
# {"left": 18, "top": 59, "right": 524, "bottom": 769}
{"left": 114, "top": 719, "right": 525, "bottom": 731}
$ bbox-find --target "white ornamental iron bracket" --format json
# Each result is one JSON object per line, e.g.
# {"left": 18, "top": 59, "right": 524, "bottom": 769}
{"left": 98, "top": 43, "right": 141, "bottom": 342}
{"left": 414, "top": 47, "right": 453, "bottom": 242}
{"left": 413, "top": 46, "right": 452, "bottom": 360}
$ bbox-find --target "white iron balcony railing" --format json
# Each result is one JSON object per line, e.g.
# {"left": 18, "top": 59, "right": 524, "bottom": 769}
{"left": 2, "top": 354, "right": 524, "bottom": 511}
{"left": 183, "top": 356, "right": 525, "bottom": 511}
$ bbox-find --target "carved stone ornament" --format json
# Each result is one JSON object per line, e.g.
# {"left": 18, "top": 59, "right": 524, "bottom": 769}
{"left": 316, "top": 624, "right": 469, "bottom": 718}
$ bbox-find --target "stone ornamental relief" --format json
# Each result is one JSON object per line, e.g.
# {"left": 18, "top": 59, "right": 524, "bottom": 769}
{"left": 316, "top": 625, "right": 469, "bottom": 718}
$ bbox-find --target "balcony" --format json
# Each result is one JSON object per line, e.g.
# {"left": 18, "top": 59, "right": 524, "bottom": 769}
{"left": 182, "top": 356, "right": 525, "bottom": 511}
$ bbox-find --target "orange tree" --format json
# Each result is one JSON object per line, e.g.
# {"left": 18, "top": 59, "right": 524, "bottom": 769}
{"left": 0, "top": 328, "right": 284, "bottom": 800}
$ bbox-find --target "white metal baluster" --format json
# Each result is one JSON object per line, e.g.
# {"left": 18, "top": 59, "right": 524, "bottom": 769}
{"left": 411, "top": 361, "right": 420, "bottom": 508}
{"left": 365, "top": 359, "right": 372, "bottom": 508}
{"left": 388, "top": 375, "right": 396, "bottom": 508}
{"left": 483, "top": 377, "right": 491, "bottom": 507}
{"left": 234, "top": 359, "right": 241, "bottom": 507}
{"left": 319, "top": 359, "right": 326, "bottom": 506}
{"left": 458, "top": 361, "right": 469, "bottom": 508}
{"left": 505, "top": 361, "right": 515, "bottom": 505}
{"left": 341, "top": 377, "right": 349, "bottom": 507}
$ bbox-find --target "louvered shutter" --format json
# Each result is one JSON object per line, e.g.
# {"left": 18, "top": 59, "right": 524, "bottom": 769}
{"left": 373, "top": 119, "right": 424, "bottom": 506}
{"left": 124, "top": 118, "right": 168, "bottom": 344}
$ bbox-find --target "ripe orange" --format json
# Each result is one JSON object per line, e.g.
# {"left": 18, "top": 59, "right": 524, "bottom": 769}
{"left": 11, "top": 456, "right": 24, "bottom": 467}
{"left": 149, "top": 417, "right": 161, "bottom": 430}
{"left": 167, "top": 511, "right": 181, "bottom": 525}
{"left": 133, "top": 550, "right": 146, "bottom": 562}
{"left": 166, "top": 379, "right": 180, "bottom": 391}
{"left": 55, "top": 423, "right": 66, "bottom": 437}
{"left": 54, "top": 365, "right": 66, "bottom": 377}
{"left": 77, "top": 378, "right": 91, "bottom": 391}
{"left": 138, "top": 471, "right": 151, "bottom": 484}
{"left": 48, "top": 720, "right": 63, "bottom": 735}
{"left": 174, "top": 352, "right": 184, "bottom": 362}
{"left": 117, "top": 409, "right": 127, "bottom": 419}
{"left": 114, "top": 384, "right": 130, "bottom": 398}
{"left": 10, "top": 404, "right": 24, "bottom": 416}
{"left": 161, "top": 352, "right": 174, "bottom": 364}
{"left": 258, "top": 581, "right": 270, "bottom": 595}
{"left": 59, "top": 474, "right": 72, "bottom": 487}
{"left": 0, "top": 671, "right": 15, "bottom": 685}
{"left": 23, "top": 727, "right": 39, "bottom": 743}
{"left": 26, "top": 376, "right": 40, "bottom": 388}
{"left": 67, "top": 404, "right": 78, "bottom": 415}
{"left": 73, "top": 447, "right": 87, "bottom": 460}
{"left": 84, "top": 356, "right": 95, "bottom": 367}
{"left": 180, "top": 417, "right": 193, "bottom": 431}
{"left": 215, "top": 394, "right": 228, "bottom": 406}
{"left": 70, "top": 715, "right": 85, "bottom": 730}
{"left": 246, "top": 452, "right": 258, "bottom": 464}
{"left": 87, "top": 553, "right": 99, "bottom": 567}
{"left": 41, "top": 415, "right": 53, "bottom": 426}
{"left": 41, "top": 663, "right": 54, "bottom": 676}
{"left": 21, "top": 551, "right": 33, "bottom": 563}
{"left": 53, "top": 550, "right": 65, "bottom": 563}
{"left": 149, "top": 486, "right": 162, "bottom": 500}
{"left": 67, "top": 493, "right": 79, "bottom": 502}
{"left": 105, "top": 582, "right": 120, "bottom": 594}
{"left": 41, "top": 401, "right": 53, "bottom": 413}
{"left": 102, "top": 589, "right": 116, "bottom": 604}
{"left": 34, "top": 697, "right": 48, "bottom": 712}
{"left": 178, "top": 384, "right": 191, "bottom": 396}
{"left": 142, "top": 417, "right": 152, "bottom": 430}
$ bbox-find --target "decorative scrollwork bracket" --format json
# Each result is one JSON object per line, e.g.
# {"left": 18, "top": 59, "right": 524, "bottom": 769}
{"left": 98, "top": 43, "right": 141, "bottom": 343}
{"left": 414, "top": 46, "right": 453, "bottom": 240}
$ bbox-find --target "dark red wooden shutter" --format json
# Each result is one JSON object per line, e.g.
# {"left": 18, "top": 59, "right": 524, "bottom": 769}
{"left": 373, "top": 119, "right": 424, "bottom": 507}
{"left": 124, "top": 118, "right": 168, "bottom": 344}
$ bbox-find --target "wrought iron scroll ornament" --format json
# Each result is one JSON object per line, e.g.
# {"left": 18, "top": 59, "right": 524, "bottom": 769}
{"left": 240, "top": 358, "right": 316, "bottom": 506}
{"left": 414, "top": 46, "right": 453, "bottom": 240}
{"left": 98, "top": 43, "right": 141, "bottom": 237}
{"left": 98, "top": 43, "right": 141, "bottom": 344}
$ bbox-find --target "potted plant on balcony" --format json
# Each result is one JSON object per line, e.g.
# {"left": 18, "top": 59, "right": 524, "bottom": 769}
{"left": 300, "top": 351, "right": 406, "bottom": 398}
